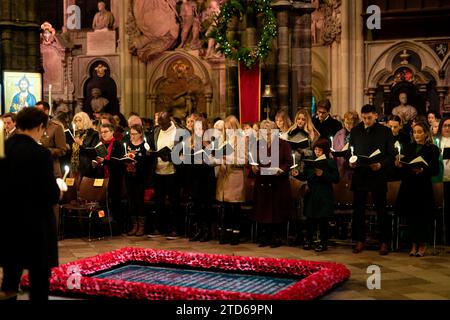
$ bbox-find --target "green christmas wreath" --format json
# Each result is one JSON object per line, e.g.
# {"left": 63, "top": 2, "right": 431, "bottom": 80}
{"left": 211, "top": 0, "right": 277, "bottom": 68}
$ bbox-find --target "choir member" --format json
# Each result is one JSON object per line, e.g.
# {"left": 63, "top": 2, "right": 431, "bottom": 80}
{"left": 395, "top": 121, "right": 440, "bottom": 256}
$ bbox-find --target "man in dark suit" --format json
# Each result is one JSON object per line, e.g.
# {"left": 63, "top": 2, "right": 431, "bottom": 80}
{"left": 0, "top": 108, "right": 61, "bottom": 301}
{"left": 349, "top": 104, "right": 396, "bottom": 255}
{"left": 313, "top": 99, "right": 343, "bottom": 138}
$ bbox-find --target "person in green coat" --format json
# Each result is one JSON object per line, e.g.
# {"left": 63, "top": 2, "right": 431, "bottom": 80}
{"left": 292, "top": 138, "right": 340, "bottom": 252}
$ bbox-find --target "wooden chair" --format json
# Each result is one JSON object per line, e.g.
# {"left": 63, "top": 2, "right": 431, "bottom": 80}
{"left": 60, "top": 177, "right": 111, "bottom": 241}
{"left": 432, "top": 182, "right": 444, "bottom": 254}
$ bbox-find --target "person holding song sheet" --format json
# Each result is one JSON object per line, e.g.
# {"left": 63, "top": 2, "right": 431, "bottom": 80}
{"left": 292, "top": 138, "right": 339, "bottom": 252}
{"left": 70, "top": 112, "right": 99, "bottom": 180}
{"left": 394, "top": 121, "right": 440, "bottom": 257}
{"left": 184, "top": 116, "right": 216, "bottom": 242}
{"left": 124, "top": 125, "right": 150, "bottom": 237}
{"left": 216, "top": 115, "right": 247, "bottom": 245}
{"left": 287, "top": 109, "right": 320, "bottom": 159}
{"left": 349, "top": 104, "right": 396, "bottom": 255}
{"left": 251, "top": 120, "right": 293, "bottom": 248}
{"left": 95, "top": 123, "right": 125, "bottom": 234}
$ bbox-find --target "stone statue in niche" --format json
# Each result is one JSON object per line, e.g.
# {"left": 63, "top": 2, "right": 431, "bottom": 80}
{"left": 90, "top": 88, "right": 109, "bottom": 116}
{"left": 178, "top": 0, "right": 202, "bottom": 50}
{"left": 127, "top": 0, "right": 180, "bottom": 63}
{"left": 92, "top": 1, "right": 115, "bottom": 30}
{"left": 311, "top": 0, "right": 324, "bottom": 45}
{"left": 392, "top": 92, "right": 418, "bottom": 123}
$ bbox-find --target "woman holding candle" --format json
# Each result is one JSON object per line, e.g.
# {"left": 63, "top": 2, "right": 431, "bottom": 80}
{"left": 332, "top": 111, "right": 359, "bottom": 182}
{"left": 287, "top": 109, "right": 320, "bottom": 158}
{"left": 395, "top": 121, "right": 440, "bottom": 256}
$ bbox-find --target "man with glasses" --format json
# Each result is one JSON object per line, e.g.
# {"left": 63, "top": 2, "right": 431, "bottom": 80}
{"left": 313, "top": 99, "right": 343, "bottom": 138}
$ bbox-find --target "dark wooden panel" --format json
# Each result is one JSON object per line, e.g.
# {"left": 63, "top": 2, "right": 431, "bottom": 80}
{"left": 39, "top": 0, "right": 64, "bottom": 30}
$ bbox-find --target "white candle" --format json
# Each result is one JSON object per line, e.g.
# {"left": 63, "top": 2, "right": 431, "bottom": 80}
{"left": 435, "top": 138, "right": 440, "bottom": 147}
{"left": 292, "top": 152, "right": 296, "bottom": 167}
{"left": 48, "top": 84, "right": 52, "bottom": 115}
{"left": 249, "top": 152, "right": 256, "bottom": 164}
{"left": 72, "top": 123, "right": 76, "bottom": 135}
{"left": 0, "top": 119, "right": 4, "bottom": 158}
{"left": 397, "top": 144, "right": 401, "bottom": 157}
{"left": 182, "top": 141, "right": 186, "bottom": 155}
{"left": 143, "top": 136, "right": 150, "bottom": 151}
{"left": 63, "top": 165, "right": 70, "bottom": 181}
{"left": 351, "top": 146, "right": 354, "bottom": 157}
{"left": 330, "top": 136, "right": 334, "bottom": 150}
{"left": 123, "top": 143, "right": 127, "bottom": 156}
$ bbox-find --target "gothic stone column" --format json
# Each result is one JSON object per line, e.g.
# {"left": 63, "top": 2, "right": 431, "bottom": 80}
{"left": 291, "top": 1, "right": 314, "bottom": 119}
{"left": 272, "top": 1, "right": 291, "bottom": 112}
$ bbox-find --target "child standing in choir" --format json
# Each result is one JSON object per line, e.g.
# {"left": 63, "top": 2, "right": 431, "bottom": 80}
{"left": 292, "top": 138, "right": 339, "bottom": 252}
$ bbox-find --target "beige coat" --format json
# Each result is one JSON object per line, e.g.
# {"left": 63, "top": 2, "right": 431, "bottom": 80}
{"left": 216, "top": 164, "right": 246, "bottom": 203}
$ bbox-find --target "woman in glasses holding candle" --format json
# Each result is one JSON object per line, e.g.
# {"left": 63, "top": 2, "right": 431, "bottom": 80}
{"left": 394, "top": 121, "right": 440, "bottom": 256}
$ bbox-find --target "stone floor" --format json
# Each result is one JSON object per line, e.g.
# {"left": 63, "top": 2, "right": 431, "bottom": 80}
{"left": 1, "top": 236, "right": 450, "bottom": 300}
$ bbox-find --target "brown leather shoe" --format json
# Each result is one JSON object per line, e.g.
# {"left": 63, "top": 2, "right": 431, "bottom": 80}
{"left": 409, "top": 243, "right": 417, "bottom": 257}
{"left": 379, "top": 243, "right": 389, "bottom": 255}
{"left": 416, "top": 244, "right": 426, "bottom": 257}
{"left": 352, "top": 241, "right": 365, "bottom": 254}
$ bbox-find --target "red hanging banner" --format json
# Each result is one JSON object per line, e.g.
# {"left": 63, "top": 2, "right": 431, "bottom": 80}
{"left": 239, "top": 62, "right": 261, "bottom": 124}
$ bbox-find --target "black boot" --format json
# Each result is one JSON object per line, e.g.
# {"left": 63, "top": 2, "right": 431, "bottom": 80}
{"left": 219, "top": 228, "right": 232, "bottom": 244}
{"left": 199, "top": 225, "right": 211, "bottom": 242}
{"left": 230, "top": 230, "right": 240, "bottom": 246}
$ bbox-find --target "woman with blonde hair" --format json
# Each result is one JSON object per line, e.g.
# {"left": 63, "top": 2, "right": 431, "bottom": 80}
{"left": 216, "top": 115, "right": 247, "bottom": 245}
{"left": 275, "top": 109, "right": 292, "bottom": 140}
{"left": 70, "top": 112, "right": 99, "bottom": 180}
{"left": 288, "top": 109, "right": 320, "bottom": 157}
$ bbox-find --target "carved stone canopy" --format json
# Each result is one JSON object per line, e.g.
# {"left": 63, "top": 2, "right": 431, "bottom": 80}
{"left": 155, "top": 57, "right": 207, "bottom": 118}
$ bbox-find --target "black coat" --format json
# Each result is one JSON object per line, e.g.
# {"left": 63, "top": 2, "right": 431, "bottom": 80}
{"left": 78, "top": 128, "right": 100, "bottom": 178}
{"left": 0, "top": 134, "right": 60, "bottom": 269}
{"left": 313, "top": 115, "right": 343, "bottom": 138}
{"left": 349, "top": 122, "right": 396, "bottom": 192}
{"left": 395, "top": 143, "right": 440, "bottom": 217}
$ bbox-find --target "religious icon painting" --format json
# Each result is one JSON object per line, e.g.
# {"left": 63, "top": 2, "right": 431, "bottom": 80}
{"left": 2, "top": 71, "right": 42, "bottom": 114}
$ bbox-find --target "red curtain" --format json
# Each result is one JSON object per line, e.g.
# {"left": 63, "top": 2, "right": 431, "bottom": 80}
{"left": 239, "top": 62, "right": 261, "bottom": 124}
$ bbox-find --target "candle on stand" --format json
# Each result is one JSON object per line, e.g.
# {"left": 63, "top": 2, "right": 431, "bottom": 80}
{"left": 48, "top": 84, "right": 52, "bottom": 115}
{"left": 0, "top": 119, "right": 4, "bottom": 158}
{"left": 63, "top": 165, "right": 70, "bottom": 181}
